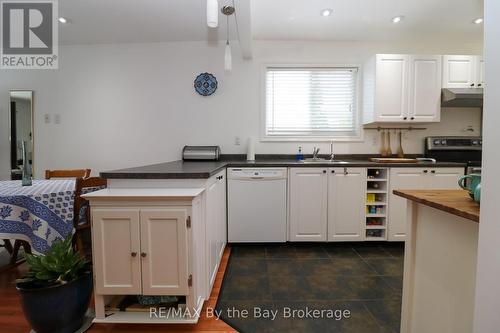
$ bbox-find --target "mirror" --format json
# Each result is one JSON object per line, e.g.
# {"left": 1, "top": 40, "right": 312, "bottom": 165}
{"left": 9, "top": 91, "right": 33, "bottom": 180}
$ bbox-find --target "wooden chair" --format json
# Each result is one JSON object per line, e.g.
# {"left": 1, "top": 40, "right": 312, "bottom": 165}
{"left": 45, "top": 169, "right": 91, "bottom": 179}
{"left": 73, "top": 177, "right": 107, "bottom": 260}
{"left": 1, "top": 239, "right": 31, "bottom": 265}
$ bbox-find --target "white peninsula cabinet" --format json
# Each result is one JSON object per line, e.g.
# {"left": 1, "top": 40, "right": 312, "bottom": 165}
{"left": 83, "top": 170, "right": 227, "bottom": 324}
{"left": 289, "top": 167, "right": 366, "bottom": 242}
{"left": 363, "top": 54, "right": 442, "bottom": 123}
{"left": 388, "top": 167, "right": 464, "bottom": 241}
{"left": 442, "top": 55, "right": 484, "bottom": 88}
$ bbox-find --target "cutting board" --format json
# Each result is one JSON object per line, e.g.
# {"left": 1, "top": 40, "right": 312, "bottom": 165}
{"left": 370, "top": 157, "right": 418, "bottom": 163}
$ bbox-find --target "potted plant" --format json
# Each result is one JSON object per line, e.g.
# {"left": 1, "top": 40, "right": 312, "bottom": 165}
{"left": 16, "top": 236, "right": 93, "bottom": 333}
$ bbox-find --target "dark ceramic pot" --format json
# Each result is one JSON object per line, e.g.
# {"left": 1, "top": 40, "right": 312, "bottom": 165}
{"left": 16, "top": 272, "right": 93, "bottom": 333}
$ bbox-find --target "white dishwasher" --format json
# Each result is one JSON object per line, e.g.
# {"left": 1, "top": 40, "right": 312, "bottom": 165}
{"left": 228, "top": 168, "right": 287, "bottom": 242}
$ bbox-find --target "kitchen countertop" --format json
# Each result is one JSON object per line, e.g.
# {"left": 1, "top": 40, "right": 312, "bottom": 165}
{"left": 100, "top": 156, "right": 466, "bottom": 179}
{"left": 393, "top": 189, "right": 480, "bottom": 222}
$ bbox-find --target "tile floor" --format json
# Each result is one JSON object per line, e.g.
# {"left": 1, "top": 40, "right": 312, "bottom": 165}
{"left": 216, "top": 242, "right": 404, "bottom": 333}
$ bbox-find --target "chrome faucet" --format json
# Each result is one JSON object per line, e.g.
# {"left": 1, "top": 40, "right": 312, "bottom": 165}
{"left": 312, "top": 147, "right": 320, "bottom": 159}
{"left": 330, "top": 140, "right": 335, "bottom": 161}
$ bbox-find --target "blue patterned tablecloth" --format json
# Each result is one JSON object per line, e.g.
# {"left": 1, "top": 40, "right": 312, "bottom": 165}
{"left": 0, "top": 180, "right": 75, "bottom": 254}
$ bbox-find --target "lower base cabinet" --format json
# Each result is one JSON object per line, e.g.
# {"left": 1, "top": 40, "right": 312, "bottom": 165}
{"left": 85, "top": 184, "right": 226, "bottom": 324}
{"left": 388, "top": 167, "right": 464, "bottom": 241}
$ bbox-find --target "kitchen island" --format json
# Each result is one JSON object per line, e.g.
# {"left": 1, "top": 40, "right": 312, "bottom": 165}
{"left": 394, "top": 190, "right": 480, "bottom": 333}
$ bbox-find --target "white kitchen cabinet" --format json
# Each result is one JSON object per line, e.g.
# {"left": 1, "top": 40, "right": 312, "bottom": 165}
{"left": 328, "top": 168, "right": 366, "bottom": 241}
{"left": 289, "top": 168, "right": 328, "bottom": 241}
{"left": 205, "top": 170, "right": 226, "bottom": 289}
{"left": 363, "top": 54, "right": 441, "bottom": 124}
{"left": 140, "top": 209, "right": 189, "bottom": 295}
{"left": 388, "top": 167, "right": 464, "bottom": 241}
{"left": 443, "top": 55, "right": 484, "bottom": 88}
{"left": 408, "top": 55, "right": 442, "bottom": 122}
{"left": 92, "top": 207, "right": 190, "bottom": 295}
{"left": 92, "top": 208, "right": 142, "bottom": 295}
{"left": 85, "top": 188, "right": 207, "bottom": 323}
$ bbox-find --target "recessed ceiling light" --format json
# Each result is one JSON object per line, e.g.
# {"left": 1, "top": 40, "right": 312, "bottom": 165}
{"left": 473, "top": 18, "right": 484, "bottom": 24}
{"left": 392, "top": 16, "right": 404, "bottom": 23}
{"left": 58, "top": 17, "right": 67, "bottom": 23}
{"left": 321, "top": 9, "right": 333, "bottom": 17}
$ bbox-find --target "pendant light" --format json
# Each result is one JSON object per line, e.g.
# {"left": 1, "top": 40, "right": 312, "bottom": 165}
{"left": 207, "top": 0, "right": 218, "bottom": 28}
{"left": 222, "top": 5, "right": 235, "bottom": 71}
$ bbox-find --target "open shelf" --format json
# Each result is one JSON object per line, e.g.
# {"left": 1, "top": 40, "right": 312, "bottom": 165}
{"left": 365, "top": 168, "right": 389, "bottom": 241}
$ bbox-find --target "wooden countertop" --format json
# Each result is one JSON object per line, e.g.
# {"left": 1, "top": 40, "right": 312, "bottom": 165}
{"left": 393, "top": 190, "right": 480, "bottom": 223}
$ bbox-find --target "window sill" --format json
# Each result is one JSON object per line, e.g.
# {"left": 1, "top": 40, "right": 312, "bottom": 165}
{"left": 260, "top": 136, "right": 364, "bottom": 143}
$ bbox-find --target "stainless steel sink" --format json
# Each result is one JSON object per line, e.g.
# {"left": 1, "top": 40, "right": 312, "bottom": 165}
{"left": 299, "top": 158, "right": 349, "bottom": 164}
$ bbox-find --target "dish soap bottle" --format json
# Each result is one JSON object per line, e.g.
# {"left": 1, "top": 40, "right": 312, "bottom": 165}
{"left": 296, "top": 147, "right": 304, "bottom": 161}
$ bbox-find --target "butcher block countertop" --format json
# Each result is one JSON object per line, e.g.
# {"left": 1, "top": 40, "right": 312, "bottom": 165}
{"left": 393, "top": 189, "right": 480, "bottom": 223}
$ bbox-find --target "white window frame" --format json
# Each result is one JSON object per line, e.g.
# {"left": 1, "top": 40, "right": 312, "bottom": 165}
{"left": 260, "top": 63, "right": 364, "bottom": 142}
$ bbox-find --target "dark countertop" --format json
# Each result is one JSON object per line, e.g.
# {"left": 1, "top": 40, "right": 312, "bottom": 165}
{"left": 394, "top": 190, "right": 479, "bottom": 222}
{"left": 101, "top": 156, "right": 466, "bottom": 179}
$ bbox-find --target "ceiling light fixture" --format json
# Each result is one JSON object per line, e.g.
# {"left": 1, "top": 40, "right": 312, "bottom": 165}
{"left": 222, "top": 5, "right": 235, "bottom": 72}
{"left": 321, "top": 9, "right": 333, "bottom": 17}
{"left": 58, "top": 17, "right": 67, "bottom": 23}
{"left": 207, "top": 0, "right": 218, "bottom": 28}
{"left": 473, "top": 18, "right": 484, "bottom": 24}
{"left": 392, "top": 16, "right": 404, "bottom": 23}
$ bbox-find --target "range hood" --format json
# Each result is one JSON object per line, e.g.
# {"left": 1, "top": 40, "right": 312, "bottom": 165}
{"left": 441, "top": 88, "right": 483, "bottom": 107}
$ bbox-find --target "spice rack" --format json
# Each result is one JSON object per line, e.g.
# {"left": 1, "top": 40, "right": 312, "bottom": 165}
{"left": 365, "top": 168, "right": 388, "bottom": 240}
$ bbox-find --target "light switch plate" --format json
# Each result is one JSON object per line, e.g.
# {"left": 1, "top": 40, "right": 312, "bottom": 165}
{"left": 54, "top": 114, "right": 61, "bottom": 124}
{"left": 44, "top": 114, "right": 51, "bottom": 124}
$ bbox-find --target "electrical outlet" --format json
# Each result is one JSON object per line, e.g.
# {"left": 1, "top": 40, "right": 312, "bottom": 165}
{"left": 371, "top": 135, "right": 378, "bottom": 146}
{"left": 54, "top": 114, "right": 61, "bottom": 124}
{"left": 234, "top": 136, "right": 241, "bottom": 146}
{"left": 44, "top": 114, "right": 51, "bottom": 124}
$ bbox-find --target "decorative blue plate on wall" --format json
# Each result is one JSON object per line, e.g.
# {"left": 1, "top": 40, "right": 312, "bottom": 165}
{"left": 194, "top": 73, "right": 218, "bottom": 96}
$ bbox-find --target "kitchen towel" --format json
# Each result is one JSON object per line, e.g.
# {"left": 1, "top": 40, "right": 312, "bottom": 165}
{"left": 247, "top": 137, "right": 255, "bottom": 161}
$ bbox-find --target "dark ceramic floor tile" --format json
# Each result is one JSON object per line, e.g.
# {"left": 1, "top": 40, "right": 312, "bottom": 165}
{"left": 352, "top": 243, "right": 393, "bottom": 259}
{"left": 268, "top": 275, "right": 312, "bottom": 301}
{"left": 231, "top": 245, "right": 266, "bottom": 258}
{"left": 265, "top": 244, "right": 297, "bottom": 258}
{"left": 364, "top": 299, "right": 402, "bottom": 333}
{"left": 364, "top": 258, "right": 404, "bottom": 276}
{"left": 304, "top": 275, "right": 351, "bottom": 300}
{"left": 293, "top": 258, "right": 377, "bottom": 276}
{"left": 323, "top": 243, "right": 361, "bottom": 259}
{"left": 381, "top": 276, "right": 403, "bottom": 295}
{"left": 266, "top": 259, "right": 295, "bottom": 276}
{"left": 221, "top": 274, "right": 272, "bottom": 301}
{"left": 381, "top": 242, "right": 405, "bottom": 258}
{"left": 294, "top": 244, "right": 330, "bottom": 259}
{"left": 227, "top": 258, "right": 267, "bottom": 276}
{"left": 340, "top": 275, "right": 400, "bottom": 300}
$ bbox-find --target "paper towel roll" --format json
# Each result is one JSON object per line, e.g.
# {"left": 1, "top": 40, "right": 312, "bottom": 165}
{"left": 247, "top": 137, "right": 255, "bottom": 161}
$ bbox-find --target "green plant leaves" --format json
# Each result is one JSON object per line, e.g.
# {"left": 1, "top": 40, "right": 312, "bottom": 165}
{"left": 16, "top": 236, "right": 88, "bottom": 287}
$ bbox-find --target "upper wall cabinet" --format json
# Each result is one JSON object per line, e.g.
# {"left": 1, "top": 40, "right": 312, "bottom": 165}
{"left": 363, "top": 54, "right": 442, "bottom": 124}
{"left": 442, "top": 55, "right": 484, "bottom": 88}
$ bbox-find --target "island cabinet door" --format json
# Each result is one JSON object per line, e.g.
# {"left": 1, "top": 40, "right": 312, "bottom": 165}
{"left": 92, "top": 208, "right": 142, "bottom": 295}
{"left": 328, "top": 168, "right": 366, "bottom": 241}
{"left": 140, "top": 208, "right": 189, "bottom": 295}
{"left": 289, "top": 168, "right": 328, "bottom": 241}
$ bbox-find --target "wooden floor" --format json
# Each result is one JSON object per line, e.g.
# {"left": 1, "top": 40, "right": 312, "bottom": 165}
{"left": 0, "top": 247, "right": 237, "bottom": 333}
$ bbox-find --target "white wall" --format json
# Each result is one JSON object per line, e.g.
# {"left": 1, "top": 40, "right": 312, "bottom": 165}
{"left": 0, "top": 40, "right": 483, "bottom": 178}
{"left": 473, "top": 1, "right": 500, "bottom": 331}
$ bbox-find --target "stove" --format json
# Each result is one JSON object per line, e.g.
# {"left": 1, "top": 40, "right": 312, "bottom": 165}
{"left": 425, "top": 136, "right": 482, "bottom": 174}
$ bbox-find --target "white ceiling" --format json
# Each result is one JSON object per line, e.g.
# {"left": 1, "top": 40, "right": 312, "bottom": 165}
{"left": 59, "top": 0, "right": 484, "bottom": 45}
{"left": 251, "top": 0, "right": 484, "bottom": 42}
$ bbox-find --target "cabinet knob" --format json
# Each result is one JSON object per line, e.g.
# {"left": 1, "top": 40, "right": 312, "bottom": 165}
{"left": 431, "top": 170, "right": 436, "bottom": 174}
{"left": 323, "top": 170, "right": 326, "bottom": 173}
{"left": 410, "top": 117, "right": 415, "bottom": 120}
{"left": 423, "top": 170, "right": 428, "bottom": 173}
{"left": 471, "top": 83, "right": 475, "bottom": 87}
{"left": 141, "top": 252, "right": 147, "bottom": 258}
{"left": 331, "top": 170, "right": 335, "bottom": 173}
{"left": 403, "top": 117, "right": 407, "bottom": 120}
{"left": 131, "top": 252, "right": 137, "bottom": 257}
{"left": 478, "top": 84, "right": 482, "bottom": 87}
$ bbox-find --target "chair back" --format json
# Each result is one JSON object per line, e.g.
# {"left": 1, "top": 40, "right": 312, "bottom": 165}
{"left": 74, "top": 176, "right": 107, "bottom": 227}
{"left": 45, "top": 169, "right": 91, "bottom": 179}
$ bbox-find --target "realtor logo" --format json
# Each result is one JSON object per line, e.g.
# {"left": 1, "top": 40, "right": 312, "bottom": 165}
{"left": 1, "top": 0, "right": 58, "bottom": 69}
